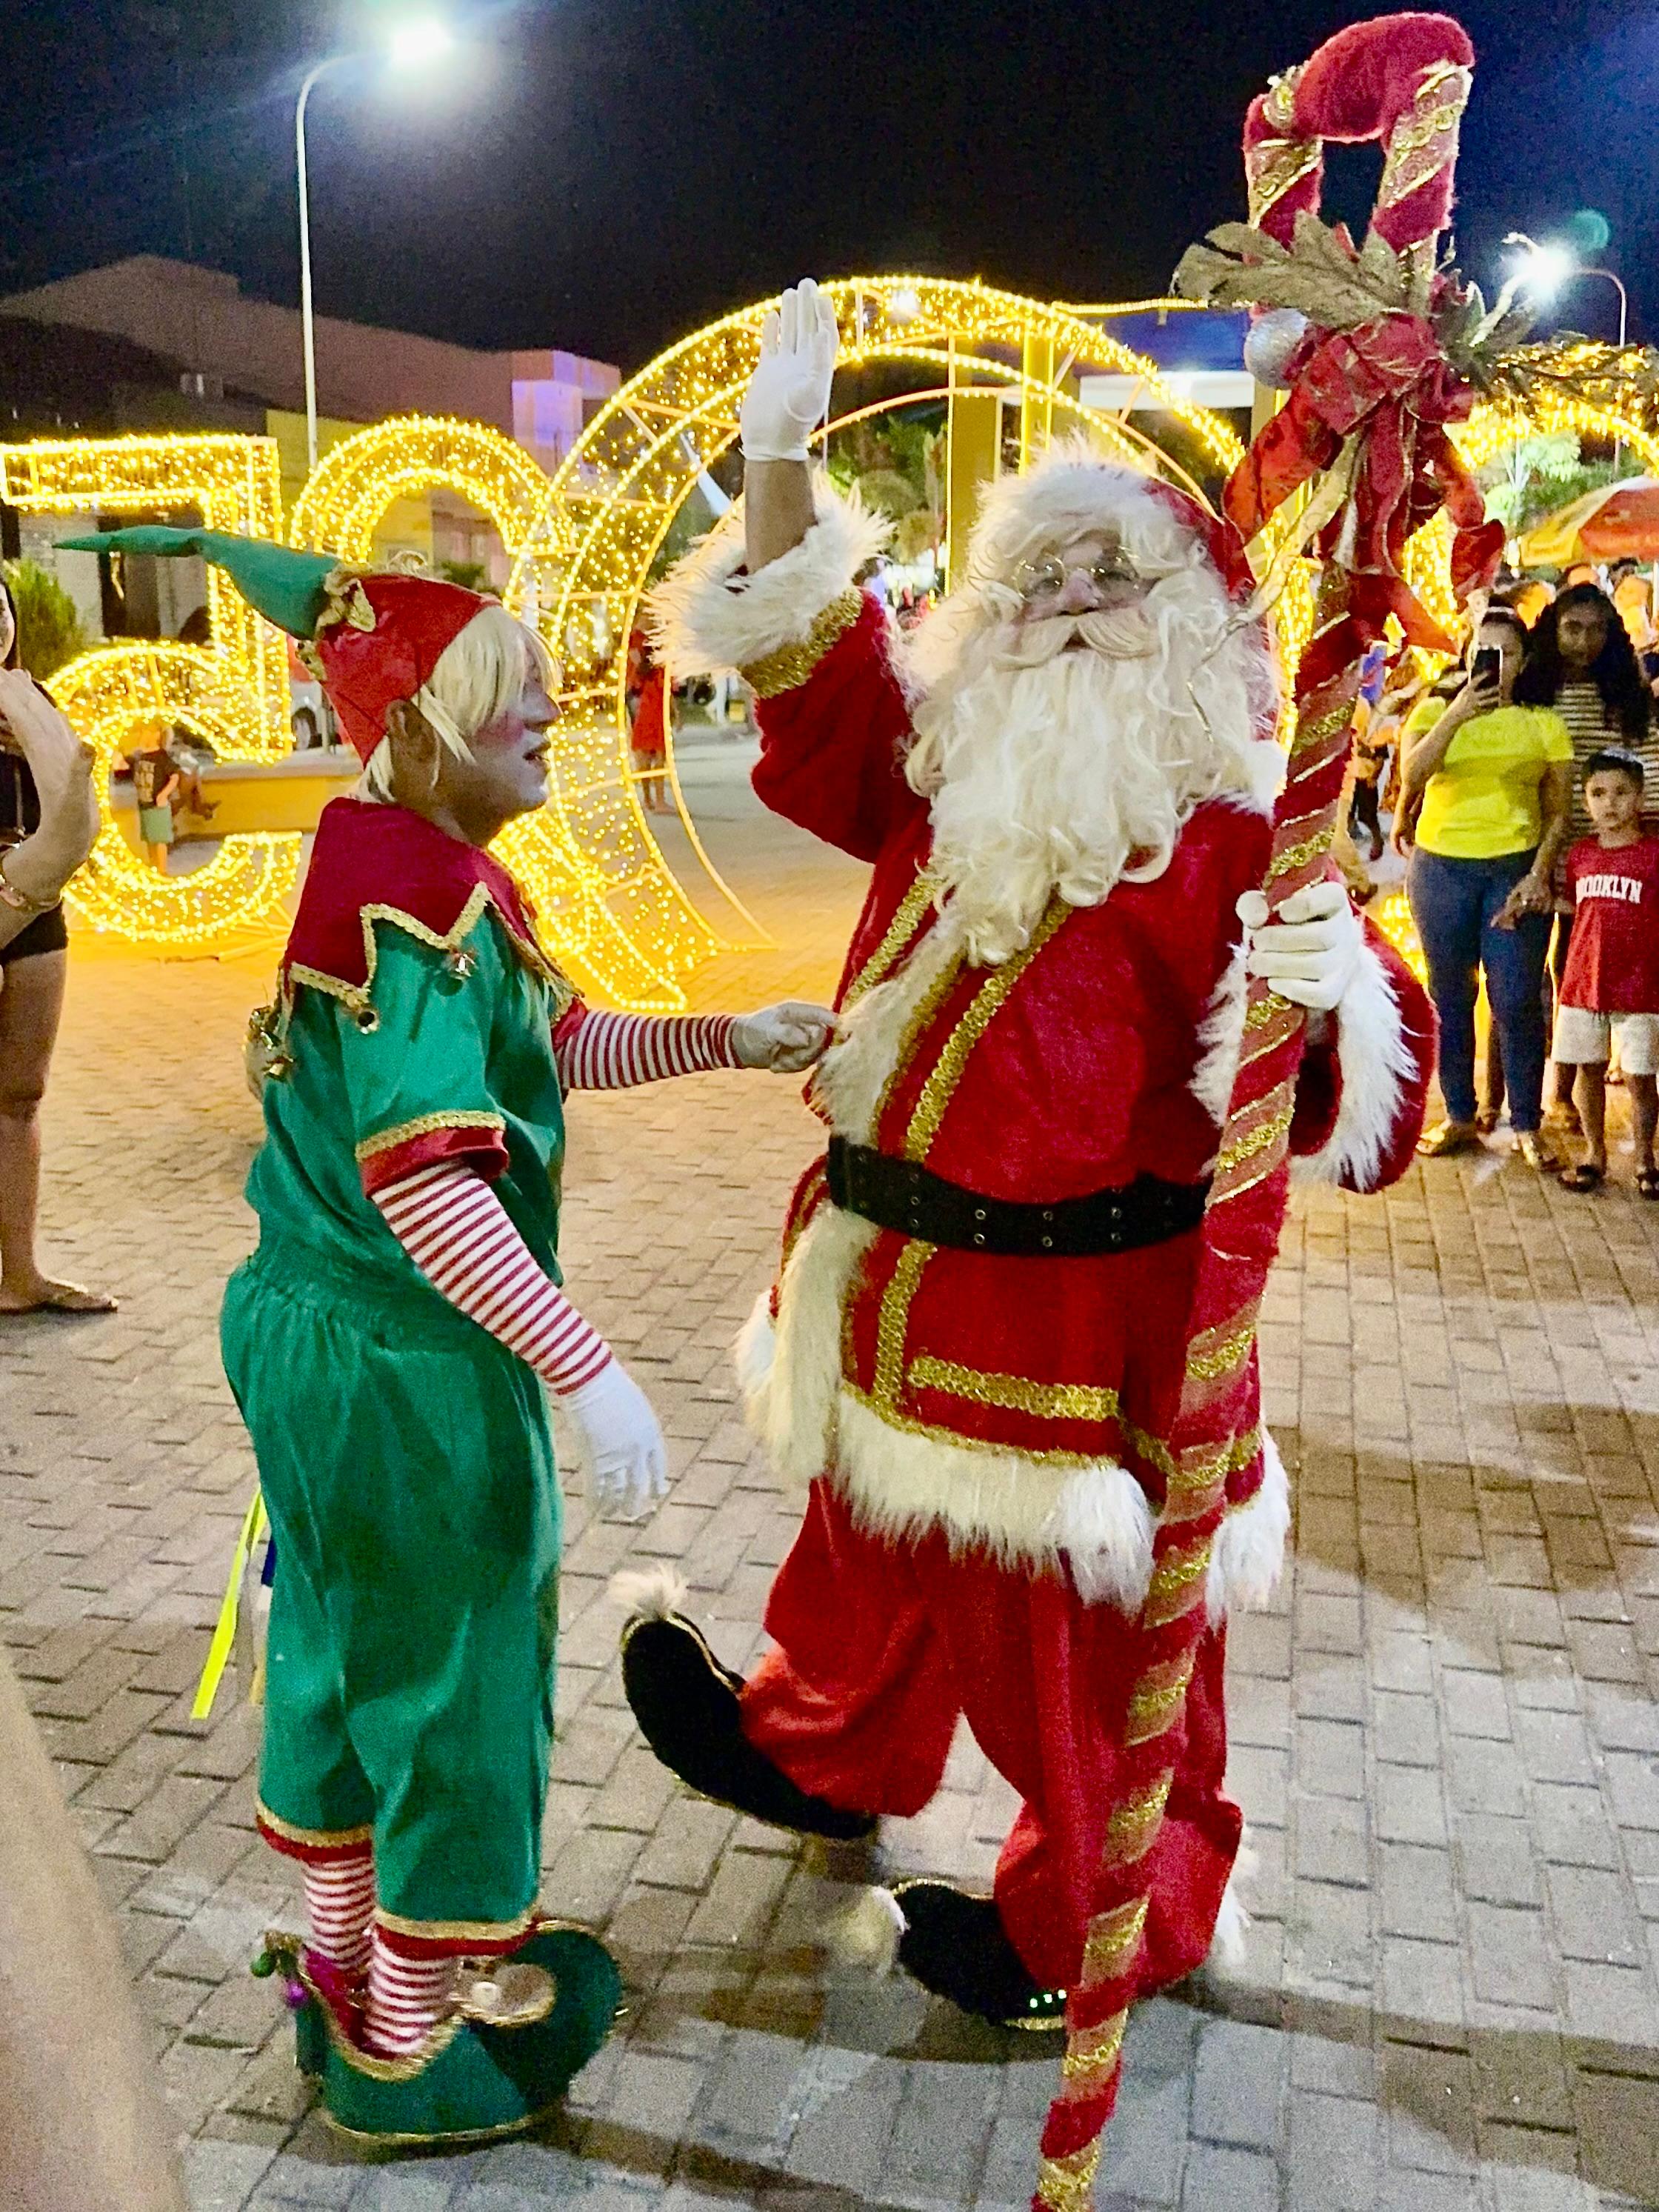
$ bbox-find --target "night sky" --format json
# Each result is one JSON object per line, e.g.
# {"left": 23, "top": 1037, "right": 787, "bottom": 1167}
{"left": 1, "top": 1, "right": 1652, "bottom": 376}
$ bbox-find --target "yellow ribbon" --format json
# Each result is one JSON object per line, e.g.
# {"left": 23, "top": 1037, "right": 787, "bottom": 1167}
{"left": 191, "top": 1489, "right": 269, "bottom": 1722}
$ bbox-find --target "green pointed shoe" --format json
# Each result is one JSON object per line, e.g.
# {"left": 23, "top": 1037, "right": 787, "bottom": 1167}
{"left": 267, "top": 1925, "right": 621, "bottom": 2147}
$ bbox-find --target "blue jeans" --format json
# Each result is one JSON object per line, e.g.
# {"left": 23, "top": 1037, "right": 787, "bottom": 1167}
{"left": 1407, "top": 845, "right": 1552, "bottom": 1132}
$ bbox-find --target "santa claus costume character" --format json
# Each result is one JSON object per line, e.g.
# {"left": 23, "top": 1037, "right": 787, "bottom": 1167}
{"left": 621, "top": 285, "right": 1434, "bottom": 2025}
{"left": 63, "top": 526, "right": 837, "bottom": 2143}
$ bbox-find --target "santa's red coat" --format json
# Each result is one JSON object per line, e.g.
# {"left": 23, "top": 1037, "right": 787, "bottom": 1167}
{"left": 652, "top": 482, "right": 1435, "bottom": 1988}
{"left": 721, "top": 590, "right": 1432, "bottom": 1612}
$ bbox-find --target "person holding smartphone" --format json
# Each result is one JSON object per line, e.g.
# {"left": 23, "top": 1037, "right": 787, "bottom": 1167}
{"left": 1401, "top": 606, "right": 1574, "bottom": 1167}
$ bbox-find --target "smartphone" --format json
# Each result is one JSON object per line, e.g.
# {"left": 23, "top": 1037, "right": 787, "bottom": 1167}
{"left": 1472, "top": 646, "right": 1501, "bottom": 686}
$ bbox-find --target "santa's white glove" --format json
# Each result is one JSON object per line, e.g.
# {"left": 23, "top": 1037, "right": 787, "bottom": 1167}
{"left": 564, "top": 1360, "right": 669, "bottom": 1522}
{"left": 730, "top": 1000, "right": 839, "bottom": 1073}
{"left": 739, "top": 279, "right": 838, "bottom": 463}
{"left": 1238, "top": 879, "right": 1362, "bottom": 1012}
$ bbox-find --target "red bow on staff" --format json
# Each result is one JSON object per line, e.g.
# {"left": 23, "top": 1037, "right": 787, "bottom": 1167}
{"left": 1230, "top": 304, "right": 1504, "bottom": 661}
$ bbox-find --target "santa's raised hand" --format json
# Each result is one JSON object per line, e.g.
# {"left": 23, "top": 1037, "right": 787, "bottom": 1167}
{"left": 740, "top": 279, "right": 838, "bottom": 463}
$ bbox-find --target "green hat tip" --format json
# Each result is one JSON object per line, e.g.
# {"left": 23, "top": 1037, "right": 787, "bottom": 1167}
{"left": 52, "top": 527, "right": 339, "bottom": 641}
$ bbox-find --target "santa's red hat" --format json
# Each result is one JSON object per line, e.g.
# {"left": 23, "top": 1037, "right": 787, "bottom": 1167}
{"left": 965, "top": 448, "right": 1255, "bottom": 607}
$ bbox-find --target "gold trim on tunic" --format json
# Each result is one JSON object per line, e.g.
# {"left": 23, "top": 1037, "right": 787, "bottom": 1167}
{"left": 355, "top": 1110, "right": 507, "bottom": 1164}
{"left": 904, "top": 896, "right": 1071, "bottom": 1161}
{"left": 740, "top": 587, "right": 865, "bottom": 699}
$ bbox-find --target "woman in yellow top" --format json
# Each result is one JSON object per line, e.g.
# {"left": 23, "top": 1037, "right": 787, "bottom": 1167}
{"left": 1402, "top": 606, "right": 1573, "bottom": 1166}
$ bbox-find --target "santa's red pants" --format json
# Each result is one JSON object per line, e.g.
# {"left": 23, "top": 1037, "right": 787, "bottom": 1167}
{"left": 741, "top": 1479, "right": 1242, "bottom": 1996}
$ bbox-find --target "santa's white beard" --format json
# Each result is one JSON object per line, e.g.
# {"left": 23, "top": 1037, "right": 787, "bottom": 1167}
{"left": 906, "top": 597, "right": 1277, "bottom": 967}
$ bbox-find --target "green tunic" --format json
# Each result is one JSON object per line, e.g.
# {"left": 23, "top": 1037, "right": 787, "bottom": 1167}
{"left": 221, "top": 908, "right": 567, "bottom": 1950}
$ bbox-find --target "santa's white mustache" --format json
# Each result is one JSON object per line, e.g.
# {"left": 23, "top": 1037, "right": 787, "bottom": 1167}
{"left": 991, "top": 605, "right": 1158, "bottom": 668}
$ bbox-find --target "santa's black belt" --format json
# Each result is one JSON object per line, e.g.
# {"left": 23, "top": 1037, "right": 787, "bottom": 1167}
{"left": 824, "top": 1139, "right": 1209, "bottom": 1256}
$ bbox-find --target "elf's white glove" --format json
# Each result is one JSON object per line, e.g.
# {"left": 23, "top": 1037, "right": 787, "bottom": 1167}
{"left": 564, "top": 1360, "right": 669, "bottom": 1522}
{"left": 739, "top": 279, "right": 839, "bottom": 463}
{"left": 730, "top": 1000, "right": 839, "bottom": 1073}
{"left": 1238, "top": 880, "right": 1362, "bottom": 1013}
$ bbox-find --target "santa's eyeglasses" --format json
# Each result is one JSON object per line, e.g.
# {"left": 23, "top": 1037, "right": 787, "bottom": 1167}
{"left": 1009, "top": 553, "right": 1143, "bottom": 603}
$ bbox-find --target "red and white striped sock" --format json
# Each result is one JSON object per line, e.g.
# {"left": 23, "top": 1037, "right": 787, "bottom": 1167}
{"left": 364, "top": 1933, "right": 455, "bottom": 2056}
{"left": 373, "top": 1162, "right": 612, "bottom": 1395}
{"left": 302, "top": 1853, "right": 375, "bottom": 1979}
{"left": 553, "top": 1006, "right": 738, "bottom": 1090}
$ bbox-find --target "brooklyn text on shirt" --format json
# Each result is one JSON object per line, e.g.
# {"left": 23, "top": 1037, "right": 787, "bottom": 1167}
{"left": 1577, "top": 873, "right": 1648, "bottom": 905}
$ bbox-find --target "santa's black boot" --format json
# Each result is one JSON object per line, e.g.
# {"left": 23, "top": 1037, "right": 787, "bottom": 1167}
{"left": 892, "top": 1881, "right": 1067, "bottom": 2029}
{"left": 619, "top": 1604, "right": 877, "bottom": 1844}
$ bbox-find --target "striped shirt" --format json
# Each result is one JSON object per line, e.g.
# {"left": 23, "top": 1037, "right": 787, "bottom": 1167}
{"left": 1556, "top": 682, "right": 1659, "bottom": 838}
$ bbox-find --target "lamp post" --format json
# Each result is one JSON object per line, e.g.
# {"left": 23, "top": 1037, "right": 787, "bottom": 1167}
{"left": 1505, "top": 233, "right": 1629, "bottom": 346}
{"left": 1506, "top": 233, "right": 1630, "bottom": 472}
{"left": 294, "top": 18, "right": 455, "bottom": 476}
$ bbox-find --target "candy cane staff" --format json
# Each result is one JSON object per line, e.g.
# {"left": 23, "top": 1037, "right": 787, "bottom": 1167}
{"left": 58, "top": 526, "right": 838, "bottom": 2148}
{"left": 615, "top": 280, "right": 1435, "bottom": 2027}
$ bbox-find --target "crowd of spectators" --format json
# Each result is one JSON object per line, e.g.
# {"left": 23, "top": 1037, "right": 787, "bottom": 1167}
{"left": 1379, "top": 567, "right": 1659, "bottom": 1190}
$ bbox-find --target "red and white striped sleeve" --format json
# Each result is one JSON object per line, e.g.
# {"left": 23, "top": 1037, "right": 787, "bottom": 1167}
{"left": 552, "top": 1002, "right": 740, "bottom": 1090}
{"left": 372, "top": 1159, "right": 610, "bottom": 1396}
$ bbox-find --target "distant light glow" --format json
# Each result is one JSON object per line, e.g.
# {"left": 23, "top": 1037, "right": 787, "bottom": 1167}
{"left": 1506, "top": 233, "right": 1576, "bottom": 302}
{"left": 387, "top": 16, "right": 453, "bottom": 68}
{"left": 887, "top": 287, "right": 921, "bottom": 324}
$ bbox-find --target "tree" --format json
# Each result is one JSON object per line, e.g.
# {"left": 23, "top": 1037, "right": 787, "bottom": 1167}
{"left": 1478, "top": 434, "right": 1620, "bottom": 544}
{"left": 3, "top": 560, "right": 88, "bottom": 682}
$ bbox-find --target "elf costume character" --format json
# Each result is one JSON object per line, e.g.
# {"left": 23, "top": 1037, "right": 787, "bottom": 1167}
{"left": 618, "top": 285, "right": 1435, "bottom": 2028}
{"left": 63, "top": 527, "right": 835, "bottom": 2145}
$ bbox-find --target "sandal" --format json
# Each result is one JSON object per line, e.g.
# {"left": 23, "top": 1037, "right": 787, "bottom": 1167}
{"left": 1560, "top": 1162, "right": 1605, "bottom": 1192}
{"left": 1638, "top": 1169, "right": 1659, "bottom": 1201}
{"left": 1516, "top": 1131, "right": 1562, "bottom": 1173}
{"left": 1417, "top": 1121, "right": 1483, "bottom": 1159}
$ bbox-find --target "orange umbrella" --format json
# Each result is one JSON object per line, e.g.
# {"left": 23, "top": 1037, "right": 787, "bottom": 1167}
{"left": 1518, "top": 478, "right": 1659, "bottom": 566}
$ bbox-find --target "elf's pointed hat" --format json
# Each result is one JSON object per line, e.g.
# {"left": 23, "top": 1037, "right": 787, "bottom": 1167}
{"left": 56, "top": 526, "right": 495, "bottom": 763}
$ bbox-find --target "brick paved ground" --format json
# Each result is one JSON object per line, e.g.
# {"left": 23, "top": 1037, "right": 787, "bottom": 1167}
{"left": 4, "top": 745, "right": 1658, "bottom": 2211}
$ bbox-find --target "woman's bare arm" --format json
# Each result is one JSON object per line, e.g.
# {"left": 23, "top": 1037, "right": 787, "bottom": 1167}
{"left": 0, "top": 671, "right": 97, "bottom": 950}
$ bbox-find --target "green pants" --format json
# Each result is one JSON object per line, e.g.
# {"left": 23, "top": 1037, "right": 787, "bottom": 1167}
{"left": 221, "top": 1237, "right": 561, "bottom": 1950}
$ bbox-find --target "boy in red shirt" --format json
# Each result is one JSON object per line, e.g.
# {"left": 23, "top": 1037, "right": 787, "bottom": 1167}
{"left": 1555, "top": 748, "right": 1659, "bottom": 1195}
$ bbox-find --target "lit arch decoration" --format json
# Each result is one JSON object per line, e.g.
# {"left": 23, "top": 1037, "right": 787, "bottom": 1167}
{"left": 502, "top": 276, "right": 1255, "bottom": 1008}
{"left": 47, "top": 642, "right": 302, "bottom": 949}
{"left": 287, "top": 415, "right": 552, "bottom": 567}
{"left": 1, "top": 433, "right": 301, "bottom": 945}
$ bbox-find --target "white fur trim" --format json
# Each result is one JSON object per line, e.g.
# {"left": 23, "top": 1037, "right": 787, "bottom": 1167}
{"left": 734, "top": 1291, "right": 776, "bottom": 1428}
{"left": 837, "top": 1391, "right": 1155, "bottom": 1611}
{"left": 812, "top": 920, "right": 958, "bottom": 1142}
{"left": 1192, "top": 939, "right": 1251, "bottom": 1126}
{"left": 1292, "top": 933, "right": 1417, "bottom": 1189}
{"left": 828, "top": 1886, "right": 905, "bottom": 1974}
{"left": 609, "top": 1565, "right": 690, "bottom": 1619}
{"left": 1206, "top": 1838, "right": 1259, "bottom": 1975}
{"left": 1206, "top": 1433, "right": 1289, "bottom": 1622}
{"left": 747, "top": 1205, "right": 879, "bottom": 1485}
{"left": 647, "top": 479, "right": 891, "bottom": 677}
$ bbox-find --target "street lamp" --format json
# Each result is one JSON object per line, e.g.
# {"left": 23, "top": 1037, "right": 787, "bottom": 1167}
{"left": 1504, "top": 232, "right": 1629, "bottom": 347}
{"left": 295, "top": 17, "right": 457, "bottom": 475}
